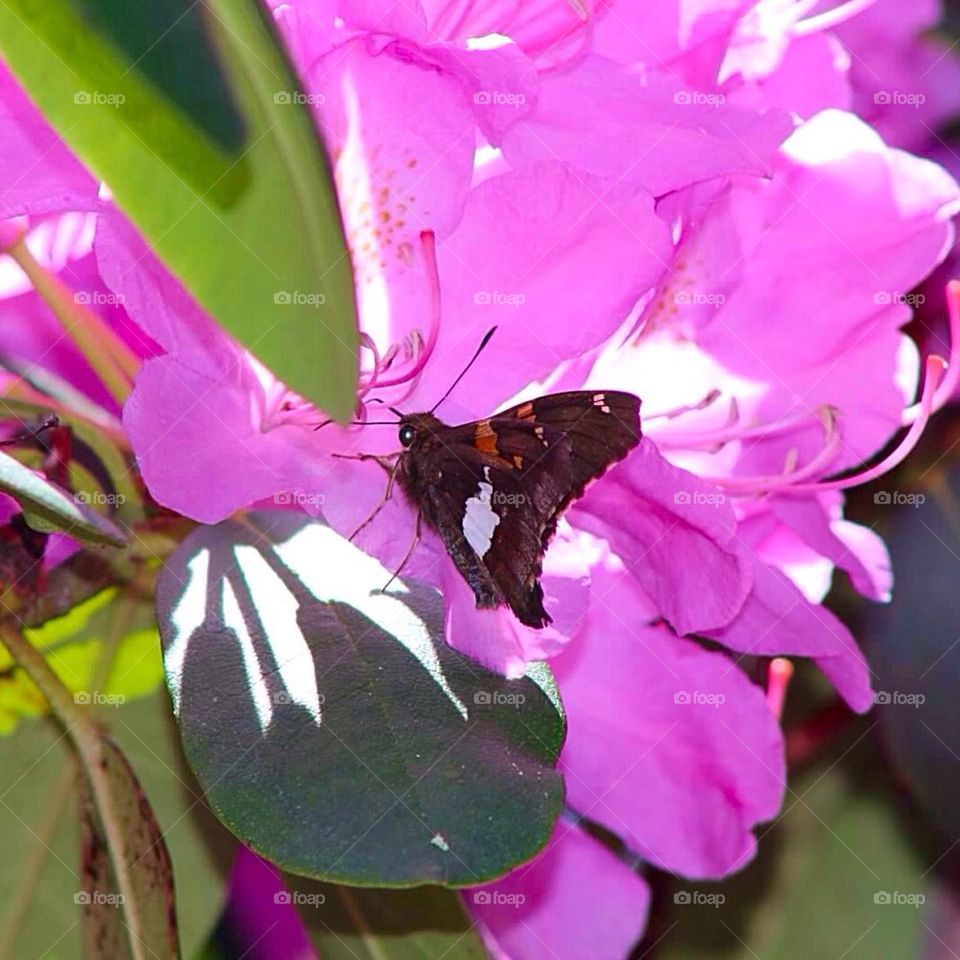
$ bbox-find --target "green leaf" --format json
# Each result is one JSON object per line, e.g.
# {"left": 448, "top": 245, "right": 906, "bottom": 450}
{"left": 0, "top": 449, "right": 127, "bottom": 546}
{"left": 0, "top": 587, "right": 164, "bottom": 735}
{"left": 157, "top": 511, "right": 566, "bottom": 887}
{"left": 0, "top": 0, "right": 358, "bottom": 419}
{"left": 290, "top": 881, "right": 487, "bottom": 959}
{"left": 0, "top": 693, "right": 235, "bottom": 960}
{"left": 654, "top": 730, "right": 937, "bottom": 960}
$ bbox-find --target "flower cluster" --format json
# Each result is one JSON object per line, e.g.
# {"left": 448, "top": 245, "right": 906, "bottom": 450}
{"left": 1, "top": 0, "right": 959, "bottom": 956}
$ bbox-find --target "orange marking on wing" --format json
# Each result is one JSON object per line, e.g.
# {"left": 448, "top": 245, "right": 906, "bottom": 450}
{"left": 474, "top": 420, "right": 499, "bottom": 454}
{"left": 516, "top": 402, "right": 535, "bottom": 420}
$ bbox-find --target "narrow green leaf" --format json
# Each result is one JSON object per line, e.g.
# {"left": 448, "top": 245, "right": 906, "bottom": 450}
{"left": 0, "top": 0, "right": 358, "bottom": 419}
{"left": 78, "top": 781, "right": 135, "bottom": 960}
{"left": 157, "top": 511, "right": 566, "bottom": 887}
{"left": 0, "top": 449, "right": 127, "bottom": 546}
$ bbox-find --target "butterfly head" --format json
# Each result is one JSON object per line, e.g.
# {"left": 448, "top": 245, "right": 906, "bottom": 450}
{"left": 397, "top": 412, "right": 445, "bottom": 449}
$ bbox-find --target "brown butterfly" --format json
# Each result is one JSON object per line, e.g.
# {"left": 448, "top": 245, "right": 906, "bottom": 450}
{"left": 342, "top": 330, "right": 641, "bottom": 627}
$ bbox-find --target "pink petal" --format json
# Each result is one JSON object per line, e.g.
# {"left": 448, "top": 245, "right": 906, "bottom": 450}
{"left": 706, "top": 559, "right": 874, "bottom": 713}
{"left": 442, "top": 529, "right": 591, "bottom": 676}
{"left": 770, "top": 494, "right": 892, "bottom": 602}
{"left": 554, "top": 573, "right": 785, "bottom": 877}
{"left": 466, "top": 820, "right": 650, "bottom": 960}
{"left": 124, "top": 356, "right": 327, "bottom": 523}
{"left": 0, "top": 63, "right": 99, "bottom": 218}
{"left": 95, "top": 208, "right": 232, "bottom": 364}
{"left": 570, "top": 438, "right": 752, "bottom": 635}
{"left": 592, "top": 0, "right": 747, "bottom": 87}
{"left": 408, "top": 162, "right": 671, "bottom": 414}
{"left": 422, "top": 0, "right": 600, "bottom": 67}
{"left": 695, "top": 112, "right": 960, "bottom": 377}
{"left": 499, "top": 55, "right": 793, "bottom": 197}
{"left": 307, "top": 35, "right": 475, "bottom": 348}
{"left": 726, "top": 32, "right": 852, "bottom": 119}
{"left": 338, "top": 0, "right": 427, "bottom": 38}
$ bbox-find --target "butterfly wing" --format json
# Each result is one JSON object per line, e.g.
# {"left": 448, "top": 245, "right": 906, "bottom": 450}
{"left": 403, "top": 391, "right": 641, "bottom": 628}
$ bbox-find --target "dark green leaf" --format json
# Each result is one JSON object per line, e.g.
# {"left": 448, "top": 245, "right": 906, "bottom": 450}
{"left": 157, "top": 511, "right": 565, "bottom": 887}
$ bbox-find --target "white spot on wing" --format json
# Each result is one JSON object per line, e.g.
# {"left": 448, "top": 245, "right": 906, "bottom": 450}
{"left": 233, "top": 545, "right": 324, "bottom": 726}
{"left": 462, "top": 466, "right": 500, "bottom": 558}
{"left": 166, "top": 548, "right": 210, "bottom": 716}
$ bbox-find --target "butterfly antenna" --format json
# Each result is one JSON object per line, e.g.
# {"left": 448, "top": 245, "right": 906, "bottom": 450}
{"left": 429, "top": 327, "right": 497, "bottom": 414}
{"left": 0, "top": 415, "right": 59, "bottom": 447}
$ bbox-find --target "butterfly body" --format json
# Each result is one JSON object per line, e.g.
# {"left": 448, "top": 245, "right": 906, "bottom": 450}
{"left": 393, "top": 391, "right": 641, "bottom": 628}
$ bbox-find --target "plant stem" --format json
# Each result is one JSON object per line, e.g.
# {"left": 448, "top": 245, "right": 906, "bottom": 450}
{"left": 3, "top": 236, "right": 138, "bottom": 405}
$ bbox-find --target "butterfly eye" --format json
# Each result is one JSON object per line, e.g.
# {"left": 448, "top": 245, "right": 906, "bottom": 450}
{"left": 399, "top": 425, "right": 416, "bottom": 447}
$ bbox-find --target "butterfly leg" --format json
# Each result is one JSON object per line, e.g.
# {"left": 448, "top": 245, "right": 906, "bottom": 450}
{"left": 381, "top": 510, "right": 422, "bottom": 593}
{"left": 331, "top": 451, "right": 399, "bottom": 476}
{"left": 345, "top": 464, "right": 400, "bottom": 542}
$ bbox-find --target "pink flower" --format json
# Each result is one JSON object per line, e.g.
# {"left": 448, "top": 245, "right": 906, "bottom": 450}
{"left": 1, "top": 2, "right": 958, "bottom": 955}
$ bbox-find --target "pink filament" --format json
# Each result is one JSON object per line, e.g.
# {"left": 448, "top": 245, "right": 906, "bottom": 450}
{"left": 903, "top": 281, "right": 960, "bottom": 424}
{"left": 766, "top": 658, "right": 794, "bottom": 720}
